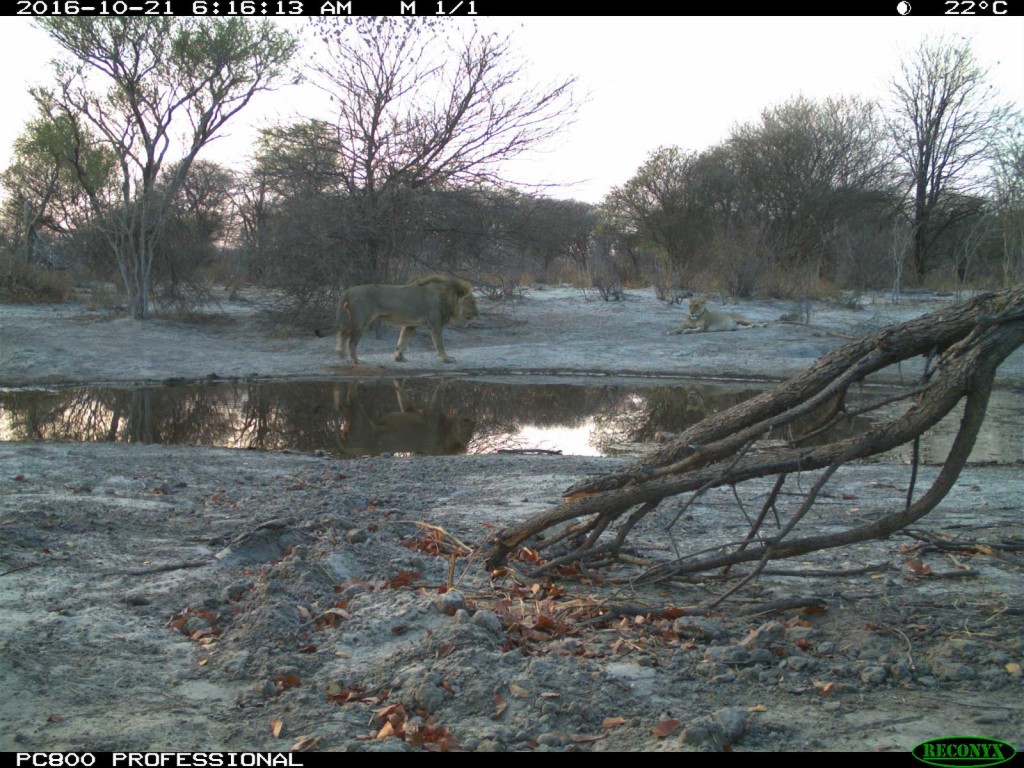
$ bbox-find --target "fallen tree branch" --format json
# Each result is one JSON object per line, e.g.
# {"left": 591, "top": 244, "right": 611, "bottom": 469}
{"left": 484, "top": 288, "right": 1024, "bottom": 601}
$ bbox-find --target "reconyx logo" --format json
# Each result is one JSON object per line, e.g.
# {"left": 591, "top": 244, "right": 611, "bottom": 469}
{"left": 913, "top": 736, "right": 1016, "bottom": 768}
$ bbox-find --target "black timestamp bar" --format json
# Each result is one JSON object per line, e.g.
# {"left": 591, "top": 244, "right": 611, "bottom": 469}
{"left": 14, "top": 0, "right": 482, "bottom": 12}
{"left": 191, "top": 0, "right": 479, "bottom": 13}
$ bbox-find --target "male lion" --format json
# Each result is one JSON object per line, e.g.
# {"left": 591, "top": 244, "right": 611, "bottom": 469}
{"left": 332, "top": 275, "right": 478, "bottom": 365}
{"left": 667, "top": 296, "right": 768, "bottom": 335}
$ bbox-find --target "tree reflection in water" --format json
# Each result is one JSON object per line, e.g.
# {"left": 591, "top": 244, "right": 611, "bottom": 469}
{"left": 1, "top": 379, "right": 1018, "bottom": 462}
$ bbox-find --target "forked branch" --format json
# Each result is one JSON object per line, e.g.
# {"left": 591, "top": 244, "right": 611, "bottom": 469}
{"left": 484, "top": 288, "right": 1024, "bottom": 588}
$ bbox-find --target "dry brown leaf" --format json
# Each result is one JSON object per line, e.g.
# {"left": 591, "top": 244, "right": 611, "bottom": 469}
{"left": 493, "top": 693, "right": 507, "bottom": 719}
{"left": 376, "top": 721, "right": 395, "bottom": 740}
{"left": 386, "top": 571, "right": 421, "bottom": 589}
{"left": 746, "top": 704, "right": 768, "bottom": 713}
{"left": 652, "top": 719, "right": 680, "bottom": 738}
{"left": 539, "top": 692, "right": 560, "bottom": 699}
{"left": 290, "top": 736, "right": 321, "bottom": 752}
{"left": 509, "top": 684, "right": 530, "bottom": 697}
{"left": 270, "top": 718, "right": 283, "bottom": 738}
{"left": 1005, "top": 663, "right": 1020, "bottom": 675}
{"left": 602, "top": 717, "right": 626, "bottom": 729}
{"left": 327, "top": 606, "right": 352, "bottom": 619}
{"left": 46, "top": 714, "right": 64, "bottom": 723}
{"left": 570, "top": 733, "right": 607, "bottom": 743}
{"left": 274, "top": 674, "right": 301, "bottom": 691}
{"left": 906, "top": 558, "right": 933, "bottom": 575}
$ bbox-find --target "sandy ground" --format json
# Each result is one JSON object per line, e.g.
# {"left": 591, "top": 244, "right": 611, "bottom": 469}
{"left": 1, "top": 287, "right": 1022, "bottom": 753}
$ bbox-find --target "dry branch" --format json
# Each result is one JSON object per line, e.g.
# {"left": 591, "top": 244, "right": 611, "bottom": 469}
{"left": 484, "top": 288, "right": 1024, "bottom": 587}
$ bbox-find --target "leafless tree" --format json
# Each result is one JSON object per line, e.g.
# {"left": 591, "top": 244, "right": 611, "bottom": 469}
{"left": 889, "top": 36, "right": 1010, "bottom": 281}
{"left": 990, "top": 113, "right": 1024, "bottom": 287}
{"left": 304, "top": 17, "right": 578, "bottom": 283}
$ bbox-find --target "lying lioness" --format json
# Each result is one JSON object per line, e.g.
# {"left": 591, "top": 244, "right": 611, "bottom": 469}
{"left": 668, "top": 297, "right": 768, "bottom": 335}
{"left": 330, "top": 275, "right": 478, "bottom": 365}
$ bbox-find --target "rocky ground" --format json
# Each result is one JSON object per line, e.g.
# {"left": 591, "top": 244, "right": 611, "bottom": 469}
{"left": 1, "top": 287, "right": 1021, "bottom": 752}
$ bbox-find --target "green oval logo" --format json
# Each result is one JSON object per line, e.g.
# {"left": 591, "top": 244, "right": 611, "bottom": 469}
{"left": 913, "top": 736, "right": 1017, "bottom": 768}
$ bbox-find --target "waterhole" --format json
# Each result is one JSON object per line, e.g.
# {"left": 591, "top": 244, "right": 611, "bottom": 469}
{"left": 1, "top": 377, "right": 1020, "bottom": 464}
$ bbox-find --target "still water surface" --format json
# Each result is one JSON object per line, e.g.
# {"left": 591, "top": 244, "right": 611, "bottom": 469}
{"left": 1, "top": 378, "right": 1020, "bottom": 464}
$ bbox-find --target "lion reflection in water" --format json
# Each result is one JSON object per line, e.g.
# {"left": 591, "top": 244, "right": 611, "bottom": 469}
{"left": 333, "top": 380, "right": 475, "bottom": 457}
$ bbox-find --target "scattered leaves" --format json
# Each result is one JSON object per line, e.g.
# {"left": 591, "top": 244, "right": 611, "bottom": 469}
{"left": 326, "top": 682, "right": 383, "bottom": 706}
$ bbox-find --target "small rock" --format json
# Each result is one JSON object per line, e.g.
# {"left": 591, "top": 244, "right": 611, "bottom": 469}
{"left": 673, "top": 617, "right": 727, "bottom": 641}
{"left": 435, "top": 590, "right": 466, "bottom": 616}
{"left": 472, "top": 609, "right": 504, "bottom": 635}
{"left": 536, "top": 732, "right": 566, "bottom": 747}
{"left": 345, "top": 528, "right": 368, "bottom": 544}
{"left": 704, "top": 645, "right": 750, "bottom": 665}
{"left": 222, "top": 581, "right": 253, "bottom": 603}
{"left": 860, "top": 666, "right": 888, "bottom": 685}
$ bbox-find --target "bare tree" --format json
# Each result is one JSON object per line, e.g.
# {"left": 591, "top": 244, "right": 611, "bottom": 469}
{"left": 889, "top": 36, "right": 1009, "bottom": 281}
{"left": 991, "top": 113, "right": 1024, "bottom": 287}
{"left": 306, "top": 16, "right": 578, "bottom": 283}
{"left": 34, "top": 18, "right": 296, "bottom": 318}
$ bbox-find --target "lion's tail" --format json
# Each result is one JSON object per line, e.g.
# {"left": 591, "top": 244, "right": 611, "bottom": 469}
{"left": 315, "top": 288, "right": 351, "bottom": 337}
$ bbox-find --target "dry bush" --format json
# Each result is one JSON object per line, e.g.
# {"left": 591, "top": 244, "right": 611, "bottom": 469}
{"left": 0, "top": 256, "right": 74, "bottom": 303}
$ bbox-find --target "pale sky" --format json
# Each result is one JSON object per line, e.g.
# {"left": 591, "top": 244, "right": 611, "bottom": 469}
{"left": 0, "top": 16, "right": 1021, "bottom": 203}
